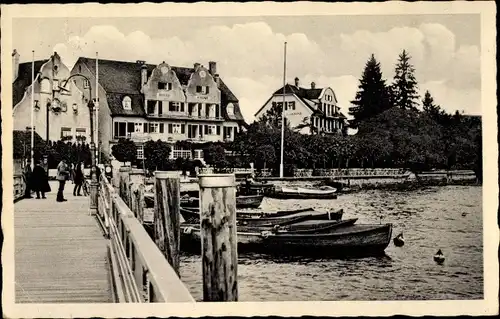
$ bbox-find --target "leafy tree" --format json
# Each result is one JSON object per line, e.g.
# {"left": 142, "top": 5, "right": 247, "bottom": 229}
{"left": 254, "top": 144, "right": 277, "bottom": 169}
{"left": 349, "top": 54, "right": 393, "bottom": 129}
{"left": 111, "top": 138, "right": 137, "bottom": 164}
{"left": 203, "top": 143, "right": 228, "bottom": 169}
{"left": 143, "top": 139, "right": 171, "bottom": 171}
{"left": 392, "top": 50, "right": 420, "bottom": 111}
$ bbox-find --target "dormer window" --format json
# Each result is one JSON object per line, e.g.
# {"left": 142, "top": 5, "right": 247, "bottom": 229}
{"left": 227, "top": 103, "right": 234, "bottom": 116}
{"left": 84, "top": 79, "right": 90, "bottom": 88}
{"left": 122, "top": 96, "right": 132, "bottom": 110}
{"left": 158, "top": 82, "right": 172, "bottom": 90}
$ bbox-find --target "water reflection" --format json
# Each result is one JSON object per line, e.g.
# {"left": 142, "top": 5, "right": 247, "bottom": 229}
{"left": 179, "top": 186, "right": 483, "bottom": 301}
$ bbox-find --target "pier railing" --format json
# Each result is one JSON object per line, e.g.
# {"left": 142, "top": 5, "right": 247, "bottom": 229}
{"left": 96, "top": 172, "right": 195, "bottom": 303}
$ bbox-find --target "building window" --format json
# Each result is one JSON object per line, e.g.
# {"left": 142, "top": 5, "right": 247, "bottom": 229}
{"left": 196, "top": 86, "right": 210, "bottom": 94}
{"left": 122, "top": 96, "right": 132, "bottom": 110}
{"left": 84, "top": 79, "right": 90, "bottom": 89}
{"left": 114, "top": 122, "right": 127, "bottom": 138}
{"left": 149, "top": 123, "right": 159, "bottom": 133}
{"left": 169, "top": 102, "right": 183, "bottom": 112}
{"left": 158, "top": 101, "right": 163, "bottom": 115}
{"left": 206, "top": 125, "right": 217, "bottom": 135}
{"left": 147, "top": 100, "right": 156, "bottom": 114}
{"left": 172, "top": 145, "right": 191, "bottom": 159}
{"left": 158, "top": 82, "right": 172, "bottom": 90}
{"left": 75, "top": 128, "right": 86, "bottom": 137}
{"left": 134, "top": 123, "right": 143, "bottom": 133}
{"left": 168, "top": 123, "right": 185, "bottom": 134}
{"left": 287, "top": 101, "right": 296, "bottom": 111}
{"left": 137, "top": 145, "right": 144, "bottom": 159}
{"left": 61, "top": 127, "right": 72, "bottom": 139}
{"left": 227, "top": 103, "right": 234, "bottom": 116}
{"left": 224, "top": 127, "right": 233, "bottom": 139}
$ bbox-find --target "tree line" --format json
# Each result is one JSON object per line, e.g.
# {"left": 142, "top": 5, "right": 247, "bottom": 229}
{"left": 13, "top": 130, "right": 94, "bottom": 169}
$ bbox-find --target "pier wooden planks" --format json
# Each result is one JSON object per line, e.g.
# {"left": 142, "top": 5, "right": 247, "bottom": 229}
{"left": 14, "top": 181, "right": 113, "bottom": 303}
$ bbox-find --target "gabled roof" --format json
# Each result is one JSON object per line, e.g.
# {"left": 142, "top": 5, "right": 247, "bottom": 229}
{"left": 76, "top": 57, "right": 245, "bottom": 123}
{"left": 12, "top": 59, "right": 49, "bottom": 107}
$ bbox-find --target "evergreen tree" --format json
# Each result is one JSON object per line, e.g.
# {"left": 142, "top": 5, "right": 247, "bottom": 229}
{"left": 392, "top": 50, "right": 420, "bottom": 110}
{"left": 422, "top": 90, "right": 442, "bottom": 122}
{"left": 349, "top": 54, "right": 393, "bottom": 130}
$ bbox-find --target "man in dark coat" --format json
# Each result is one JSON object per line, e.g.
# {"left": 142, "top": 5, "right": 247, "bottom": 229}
{"left": 31, "top": 161, "right": 51, "bottom": 199}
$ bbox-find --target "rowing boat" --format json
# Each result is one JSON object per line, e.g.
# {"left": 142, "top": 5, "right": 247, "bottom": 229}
{"left": 180, "top": 207, "right": 344, "bottom": 227}
{"left": 180, "top": 222, "right": 393, "bottom": 257}
{"left": 266, "top": 186, "right": 338, "bottom": 200}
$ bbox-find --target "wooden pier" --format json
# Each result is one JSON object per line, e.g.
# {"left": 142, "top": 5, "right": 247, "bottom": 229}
{"left": 13, "top": 167, "right": 238, "bottom": 306}
{"left": 14, "top": 181, "right": 113, "bottom": 303}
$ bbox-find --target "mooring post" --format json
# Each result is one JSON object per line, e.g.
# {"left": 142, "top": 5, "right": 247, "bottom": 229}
{"left": 198, "top": 173, "right": 238, "bottom": 302}
{"left": 136, "top": 183, "right": 145, "bottom": 223}
{"left": 119, "top": 166, "right": 131, "bottom": 205}
{"left": 154, "top": 171, "right": 181, "bottom": 276}
{"left": 130, "top": 168, "right": 146, "bottom": 185}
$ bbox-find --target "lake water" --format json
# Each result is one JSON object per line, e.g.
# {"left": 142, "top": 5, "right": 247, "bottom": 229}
{"left": 179, "top": 186, "right": 483, "bottom": 301}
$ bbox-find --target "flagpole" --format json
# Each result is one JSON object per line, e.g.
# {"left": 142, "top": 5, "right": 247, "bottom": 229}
{"left": 30, "top": 50, "right": 35, "bottom": 169}
{"left": 280, "top": 42, "right": 287, "bottom": 178}
{"left": 95, "top": 52, "right": 99, "bottom": 165}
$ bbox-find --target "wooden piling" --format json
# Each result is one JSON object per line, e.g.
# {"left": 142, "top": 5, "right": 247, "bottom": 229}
{"left": 198, "top": 173, "right": 238, "bottom": 302}
{"left": 130, "top": 168, "right": 146, "bottom": 185}
{"left": 154, "top": 171, "right": 181, "bottom": 276}
{"left": 119, "top": 166, "right": 131, "bottom": 206}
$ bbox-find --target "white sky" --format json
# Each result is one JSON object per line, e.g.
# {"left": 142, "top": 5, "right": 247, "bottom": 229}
{"left": 12, "top": 14, "right": 481, "bottom": 122}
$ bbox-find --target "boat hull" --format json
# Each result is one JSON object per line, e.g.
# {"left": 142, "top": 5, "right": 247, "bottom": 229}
{"left": 181, "top": 223, "right": 392, "bottom": 257}
{"left": 179, "top": 208, "right": 344, "bottom": 227}
{"left": 266, "top": 189, "right": 338, "bottom": 200}
{"left": 178, "top": 195, "right": 264, "bottom": 209}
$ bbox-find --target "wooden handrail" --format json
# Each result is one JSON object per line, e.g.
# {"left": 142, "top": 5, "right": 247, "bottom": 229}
{"left": 98, "top": 173, "right": 194, "bottom": 303}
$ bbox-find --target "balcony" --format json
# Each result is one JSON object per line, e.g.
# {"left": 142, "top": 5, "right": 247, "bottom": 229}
{"left": 146, "top": 112, "right": 224, "bottom": 122}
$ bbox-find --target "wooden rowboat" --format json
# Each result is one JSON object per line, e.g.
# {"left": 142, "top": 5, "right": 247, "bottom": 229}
{"left": 143, "top": 193, "right": 264, "bottom": 209}
{"left": 267, "top": 186, "right": 338, "bottom": 200}
{"left": 180, "top": 207, "right": 344, "bottom": 227}
{"left": 180, "top": 223, "right": 393, "bottom": 257}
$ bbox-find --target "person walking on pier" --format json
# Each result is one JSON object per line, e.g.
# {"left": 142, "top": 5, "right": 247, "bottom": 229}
{"left": 31, "top": 160, "right": 51, "bottom": 199}
{"left": 56, "top": 158, "right": 70, "bottom": 202}
{"left": 73, "top": 162, "right": 84, "bottom": 196}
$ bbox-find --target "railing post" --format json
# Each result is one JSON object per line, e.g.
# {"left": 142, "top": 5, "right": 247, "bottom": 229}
{"left": 198, "top": 173, "right": 238, "bottom": 302}
{"left": 154, "top": 171, "right": 181, "bottom": 276}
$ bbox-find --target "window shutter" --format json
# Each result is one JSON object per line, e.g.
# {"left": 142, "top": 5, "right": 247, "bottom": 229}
{"left": 181, "top": 124, "right": 185, "bottom": 134}
{"left": 206, "top": 86, "right": 210, "bottom": 94}
{"left": 216, "top": 126, "right": 221, "bottom": 135}
{"left": 180, "top": 103, "right": 185, "bottom": 112}
{"left": 204, "top": 125, "right": 208, "bottom": 134}
{"left": 143, "top": 123, "right": 148, "bottom": 133}
{"left": 168, "top": 124, "right": 173, "bottom": 134}
{"left": 160, "top": 123, "right": 164, "bottom": 133}
{"left": 114, "top": 122, "right": 118, "bottom": 138}
{"left": 158, "top": 101, "right": 163, "bottom": 115}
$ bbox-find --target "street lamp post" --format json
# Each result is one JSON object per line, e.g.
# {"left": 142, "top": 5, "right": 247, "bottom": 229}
{"left": 59, "top": 74, "right": 98, "bottom": 215}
